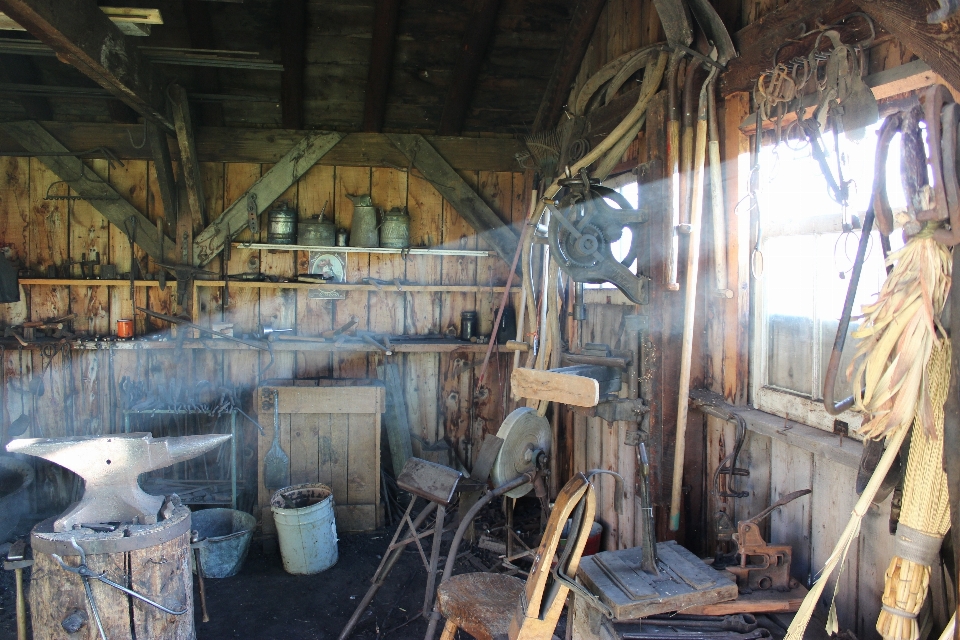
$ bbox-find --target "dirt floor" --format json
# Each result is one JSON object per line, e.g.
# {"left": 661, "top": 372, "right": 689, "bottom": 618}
{"left": 0, "top": 516, "right": 555, "bottom": 640}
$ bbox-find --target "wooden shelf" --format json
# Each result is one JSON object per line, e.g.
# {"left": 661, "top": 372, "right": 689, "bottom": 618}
{"left": 63, "top": 337, "right": 529, "bottom": 353}
{"left": 19, "top": 279, "right": 518, "bottom": 293}
{"left": 234, "top": 243, "right": 494, "bottom": 257}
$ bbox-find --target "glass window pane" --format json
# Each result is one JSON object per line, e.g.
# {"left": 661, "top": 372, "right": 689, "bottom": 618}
{"left": 763, "top": 234, "right": 815, "bottom": 395}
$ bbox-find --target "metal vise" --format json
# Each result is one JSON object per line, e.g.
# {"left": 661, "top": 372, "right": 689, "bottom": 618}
{"left": 546, "top": 170, "right": 652, "bottom": 305}
{"left": 7, "top": 432, "right": 230, "bottom": 531}
{"left": 726, "top": 489, "right": 810, "bottom": 592}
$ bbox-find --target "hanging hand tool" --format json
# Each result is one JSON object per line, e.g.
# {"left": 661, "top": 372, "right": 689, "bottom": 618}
{"left": 136, "top": 307, "right": 269, "bottom": 351}
{"left": 4, "top": 540, "right": 31, "bottom": 640}
{"left": 52, "top": 537, "right": 187, "bottom": 640}
{"left": 155, "top": 263, "right": 219, "bottom": 310}
{"left": 191, "top": 531, "right": 211, "bottom": 623}
{"left": 680, "top": 62, "right": 705, "bottom": 230}
{"left": 670, "top": 64, "right": 713, "bottom": 531}
{"left": 123, "top": 215, "right": 138, "bottom": 302}
{"left": 666, "top": 53, "right": 687, "bottom": 292}
{"left": 263, "top": 389, "right": 290, "bottom": 491}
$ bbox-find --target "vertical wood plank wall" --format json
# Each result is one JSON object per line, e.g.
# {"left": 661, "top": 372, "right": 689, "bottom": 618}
{"left": 563, "top": 0, "right": 926, "bottom": 637}
{"left": 0, "top": 156, "right": 526, "bottom": 516}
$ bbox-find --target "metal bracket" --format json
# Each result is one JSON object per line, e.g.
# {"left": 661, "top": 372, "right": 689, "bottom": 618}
{"left": 246, "top": 193, "right": 259, "bottom": 235}
{"left": 572, "top": 398, "right": 648, "bottom": 423}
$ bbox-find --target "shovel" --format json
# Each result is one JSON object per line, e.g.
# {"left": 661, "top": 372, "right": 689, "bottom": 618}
{"left": 263, "top": 390, "right": 289, "bottom": 491}
{"left": 8, "top": 376, "right": 41, "bottom": 438}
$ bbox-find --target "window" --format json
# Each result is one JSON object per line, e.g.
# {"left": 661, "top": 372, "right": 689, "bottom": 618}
{"left": 584, "top": 175, "right": 638, "bottom": 289}
{"left": 751, "top": 119, "right": 907, "bottom": 431}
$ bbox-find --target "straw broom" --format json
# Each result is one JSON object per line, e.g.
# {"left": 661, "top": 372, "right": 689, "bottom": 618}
{"left": 876, "top": 339, "right": 952, "bottom": 640}
{"left": 785, "top": 227, "right": 952, "bottom": 640}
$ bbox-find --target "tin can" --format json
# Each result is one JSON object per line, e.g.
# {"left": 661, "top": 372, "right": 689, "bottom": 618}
{"left": 380, "top": 207, "right": 411, "bottom": 248}
{"left": 267, "top": 202, "right": 297, "bottom": 245}
{"left": 117, "top": 318, "right": 134, "bottom": 339}
{"left": 298, "top": 217, "right": 336, "bottom": 247}
{"left": 336, "top": 229, "right": 349, "bottom": 247}
{"left": 460, "top": 311, "right": 478, "bottom": 342}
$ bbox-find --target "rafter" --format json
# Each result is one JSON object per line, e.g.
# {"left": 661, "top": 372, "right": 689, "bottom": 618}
{"left": 437, "top": 0, "right": 502, "bottom": 135}
{"left": 0, "top": 0, "right": 172, "bottom": 131}
{"left": 387, "top": 133, "right": 519, "bottom": 268}
{"left": 362, "top": 0, "right": 402, "bottom": 133}
{"left": 1, "top": 120, "right": 178, "bottom": 264}
{"left": 532, "top": 0, "right": 607, "bottom": 133}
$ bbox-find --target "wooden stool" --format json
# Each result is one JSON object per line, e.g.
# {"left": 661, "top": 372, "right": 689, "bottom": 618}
{"left": 436, "top": 473, "right": 596, "bottom": 640}
{"left": 339, "top": 457, "right": 468, "bottom": 640}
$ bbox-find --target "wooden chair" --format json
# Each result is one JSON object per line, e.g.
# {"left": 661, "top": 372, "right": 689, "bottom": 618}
{"left": 435, "top": 473, "right": 597, "bottom": 640}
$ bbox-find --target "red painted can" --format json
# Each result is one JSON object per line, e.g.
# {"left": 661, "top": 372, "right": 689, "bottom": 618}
{"left": 117, "top": 318, "right": 134, "bottom": 339}
{"left": 560, "top": 520, "right": 604, "bottom": 556}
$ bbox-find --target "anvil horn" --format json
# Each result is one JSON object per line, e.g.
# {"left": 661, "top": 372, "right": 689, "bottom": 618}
{"left": 7, "top": 432, "right": 231, "bottom": 531}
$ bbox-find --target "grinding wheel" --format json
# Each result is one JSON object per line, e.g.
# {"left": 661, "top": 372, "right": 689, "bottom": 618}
{"left": 491, "top": 408, "right": 551, "bottom": 498}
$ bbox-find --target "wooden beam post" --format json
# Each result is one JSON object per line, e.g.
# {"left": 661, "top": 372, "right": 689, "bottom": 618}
{"left": 0, "top": 0, "right": 172, "bottom": 131}
{"left": 1, "top": 120, "right": 177, "bottom": 264}
{"left": 146, "top": 121, "right": 178, "bottom": 226}
{"left": 280, "top": 0, "right": 306, "bottom": 129}
{"left": 437, "top": 0, "right": 502, "bottom": 135}
{"left": 532, "top": 0, "right": 608, "bottom": 133}
{"left": 362, "top": 0, "right": 402, "bottom": 133}
{"left": 857, "top": 0, "right": 960, "bottom": 94}
{"left": 193, "top": 131, "right": 344, "bottom": 265}
{"left": 386, "top": 133, "right": 520, "bottom": 268}
{"left": 169, "top": 84, "right": 206, "bottom": 229}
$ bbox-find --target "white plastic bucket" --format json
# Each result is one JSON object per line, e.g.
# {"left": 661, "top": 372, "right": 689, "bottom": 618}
{"left": 270, "top": 483, "right": 338, "bottom": 575}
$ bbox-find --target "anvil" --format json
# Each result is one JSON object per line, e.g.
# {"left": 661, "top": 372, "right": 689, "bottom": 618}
{"left": 6, "top": 432, "right": 231, "bottom": 532}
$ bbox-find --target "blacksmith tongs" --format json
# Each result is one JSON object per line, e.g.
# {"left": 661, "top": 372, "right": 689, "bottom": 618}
{"left": 52, "top": 537, "right": 187, "bottom": 640}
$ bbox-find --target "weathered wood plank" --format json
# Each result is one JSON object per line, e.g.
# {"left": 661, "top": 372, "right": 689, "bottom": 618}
{"left": 169, "top": 85, "right": 206, "bottom": 230}
{"left": 0, "top": 0, "right": 172, "bottom": 130}
{"left": 2, "top": 121, "right": 177, "bottom": 265}
{"left": 387, "top": 134, "right": 519, "bottom": 270}
{"left": 0, "top": 125, "right": 528, "bottom": 172}
{"left": 193, "top": 131, "right": 344, "bottom": 265}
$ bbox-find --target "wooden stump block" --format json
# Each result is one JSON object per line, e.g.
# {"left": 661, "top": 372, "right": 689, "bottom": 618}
{"left": 29, "top": 505, "right": 195, "bottom": 639}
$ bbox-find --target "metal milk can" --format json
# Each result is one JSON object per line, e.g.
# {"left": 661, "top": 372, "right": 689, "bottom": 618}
{"left": 267, "top": 201, "right": 297, "bottom": 245}
{"left": 347, "top": 194, "right": 379, "bottom": 248}
{"left": 379, "top": 207, "right": 411, "bottom": 248}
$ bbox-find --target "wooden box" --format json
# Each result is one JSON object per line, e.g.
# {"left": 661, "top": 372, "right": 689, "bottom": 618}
{"left": 257, "top": 381, "right": 385, "bottom": 535}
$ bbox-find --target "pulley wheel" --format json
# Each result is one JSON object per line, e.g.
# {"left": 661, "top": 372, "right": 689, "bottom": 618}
{"left": 491, "top": 407, "right": 551, "bottom": 498}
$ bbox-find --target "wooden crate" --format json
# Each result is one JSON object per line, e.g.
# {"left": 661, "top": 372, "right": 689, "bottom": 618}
{"left": 257, "top": 381, "right": 385, "bottom": 535}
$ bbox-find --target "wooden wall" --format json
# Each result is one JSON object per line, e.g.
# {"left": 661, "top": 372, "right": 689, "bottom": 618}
{"left": 0, "top": 154, "right": 528, "bottom": 516}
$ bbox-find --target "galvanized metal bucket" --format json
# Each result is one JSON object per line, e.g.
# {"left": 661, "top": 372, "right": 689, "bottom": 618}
{"left": 191, "top": 508, "right": 256, "bottom": 578}
{"left": 271, "top": 483, "right": 338, "bottom": 575}
{"left": 347, "top": 194, "right": 379, "bottom": 248}
{"left": 380, "top": 207, "right": 411, "bottom": 248}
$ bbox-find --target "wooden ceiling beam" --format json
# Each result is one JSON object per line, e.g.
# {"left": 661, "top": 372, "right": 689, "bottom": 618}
{"left": 280, "top": 0, "right": 306, "bottom": 129}
{"left": 193, "top": 131, "right": 343, "bottom": 265}
{"left": 0, "top": 0, "right": 173, "bottom": 132}
{"left": 856, "top": 0, "right": 960, "bottom": 94}
{"left": 437, "top": 0, "right": 502, "bottom": 135}
{"left": 532, "top": 0, "right": 607, "bottom": 133}
{"left": 0, "top": 124, "right": 526, "bottom": 171}
{"left": 1, "top": 120, "right": 178, "bottom": 264}
{"left": 388, "top": 133, "right": 519, "bottom": 268}
{"left": 719, "top": 0, "right": 860, "bottom": 96}
{"left": 362, "top": 0, "right": 402, "bottom": 133}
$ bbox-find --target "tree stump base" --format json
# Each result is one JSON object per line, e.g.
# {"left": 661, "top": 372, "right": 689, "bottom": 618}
{"left": 29, "top": 504, "right": 195, "bottom": 639}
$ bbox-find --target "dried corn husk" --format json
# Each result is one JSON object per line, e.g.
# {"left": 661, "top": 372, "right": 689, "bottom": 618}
{"left": 786, "top": 229, "right": 952, "bottom": 640}
{"left": 876, "top": 341, "right": 951, "bottom": 640}
{"left": 848, "top": 227, "right": 952, "bottom": 440}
